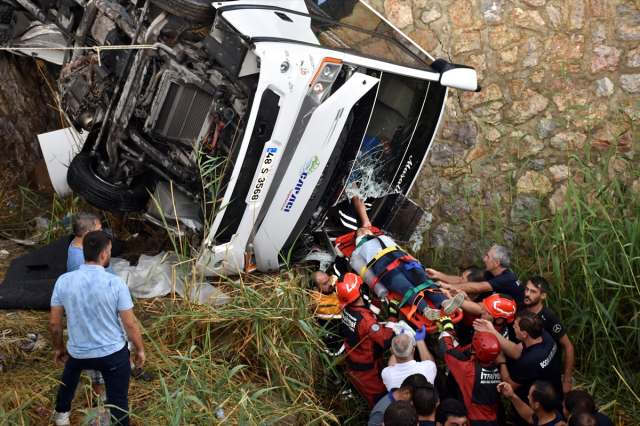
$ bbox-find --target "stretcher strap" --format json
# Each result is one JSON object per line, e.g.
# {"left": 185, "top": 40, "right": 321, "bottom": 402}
{"left": 400, "top": 282, "right": 432, "bottom": 308}
{"left": 369, "top": 254, "right": 415, "bottom": 288}
{"left": 359, "top": 245, "right": 403, "bottom": 280}
{"left": 406, "top": 291, "right": 425, "bottom": 320}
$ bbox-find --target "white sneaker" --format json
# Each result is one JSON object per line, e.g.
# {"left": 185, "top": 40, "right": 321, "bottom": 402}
{"left": 422, "top": 307, "right": 442, "bottom": 320}
{"left": 443, "top": 293, "right": 465, "bottom": 316}
{"left": 54, "top": 411, "right": 71, "bottom": 425}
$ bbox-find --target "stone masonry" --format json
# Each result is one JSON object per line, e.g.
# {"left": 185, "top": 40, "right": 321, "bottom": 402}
{"left": 368, "top": 0, "right": 640, "bottom": 264}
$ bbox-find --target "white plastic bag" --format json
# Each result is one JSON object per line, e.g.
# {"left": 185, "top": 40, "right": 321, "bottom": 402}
{"left": 112, "top": 253, "right": 172, "bottom": 299}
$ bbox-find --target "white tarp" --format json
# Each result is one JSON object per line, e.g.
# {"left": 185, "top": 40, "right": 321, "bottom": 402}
{"left": 111, "top": 253, "right": 230, "bottom": 305}
{"left": 37, "top": 128, "right": 86, "bottom": 197}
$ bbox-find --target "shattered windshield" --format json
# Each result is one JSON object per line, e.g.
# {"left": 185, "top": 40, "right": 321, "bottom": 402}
{"left": 305, "top": 0, "right": 432, "bottom": 70}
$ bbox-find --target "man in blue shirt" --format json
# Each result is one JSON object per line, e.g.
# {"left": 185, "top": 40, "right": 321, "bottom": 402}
{"left": 67, "top": 212, "right": 116, "bottom": 275}
{"left": 498, "top": 380, "right": 564, "bottom": 426}
{"left": 67, "top": 213, "right": 154, "bottom": 399}
{"left": 427, "top": 245, "right": 525, "bottom": 305}
{"left": 369, "top": 373, "right": 427, "bottom": 426}
{"left": 51, "top": 231, "right": 146, "bottom": 426}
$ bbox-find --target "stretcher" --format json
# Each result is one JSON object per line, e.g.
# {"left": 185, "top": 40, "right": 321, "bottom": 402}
{"left": 336, "top": 228, "right": 463, "bottom": 332}
{"left": 386, "top": 290, "right": 464, "bottom": 333}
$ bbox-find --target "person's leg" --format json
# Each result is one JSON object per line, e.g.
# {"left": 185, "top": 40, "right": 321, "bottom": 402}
{"left": 98, "top": 345, "right": 132, "bottom": 426}
{"left": 346, "top": 366, "right": 387, "bottom": 408}
{"left": 380, "top": 268, "right": 429, "bottom": 312}
{"left": 55, "top": 355, "right": 84, "bottom": 413}
{"left": 86, "top": 369, "right": 105, "bottom": 400}
{"left": 402, "top": 265, "right": 464, "bottom": 314}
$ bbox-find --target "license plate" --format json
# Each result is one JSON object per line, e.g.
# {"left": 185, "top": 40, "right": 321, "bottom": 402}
{"left": 249, "top": 148, "right": 277, "bottom": 202}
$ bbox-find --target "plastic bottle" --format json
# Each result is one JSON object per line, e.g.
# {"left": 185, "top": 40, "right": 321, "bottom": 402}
{"left": 89, "top": 407, "right": 109, "bottom": 426}
{"left": 213, "top": 404, "right": 225, "bottom": 420}
{"left": 349, "top": 253, "right": 389, "bottom": 299}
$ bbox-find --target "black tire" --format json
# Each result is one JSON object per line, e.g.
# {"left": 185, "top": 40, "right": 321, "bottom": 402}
{"left": 67, "top": 152, "right": 152, "bottom": 214}
{"left": 150, "top": 0, "right": 215, "bottom": 24}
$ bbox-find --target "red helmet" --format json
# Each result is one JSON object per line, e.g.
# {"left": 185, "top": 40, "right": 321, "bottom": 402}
{"left": 472, "top": 332, "right": 501, "bottom": 363}
{"left": 336, "top": 273, "right": 363, "bottom": 309}
{"left": 482, "top": 294, "right": 516, "bottom": 323}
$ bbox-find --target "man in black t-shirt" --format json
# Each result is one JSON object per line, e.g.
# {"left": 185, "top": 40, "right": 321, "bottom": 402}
{"left": 492, "top": 311, "right": 563, "bottom": 426}
{"left": 518, "top": 276, "right": 575, "bottom": 395}
{"left": 427, "top": 245, "right": 525, "bottom": 305}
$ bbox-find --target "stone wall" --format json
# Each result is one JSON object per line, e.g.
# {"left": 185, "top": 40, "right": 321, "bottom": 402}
{"left": 0, "top": 53, "right": 62, "bottom": 185}
{"left": 369, "top": 0, "right": 640, "bottom": 264}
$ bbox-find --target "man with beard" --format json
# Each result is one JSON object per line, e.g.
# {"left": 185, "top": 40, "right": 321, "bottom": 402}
{"left": 519, "top": 276, "right": 574, "bottom": 394}
{"left": 311, "top": 267, "right": 346, "bottom": 357}
{"left": 51, "top": 231, "right": 145, "bottom": 426}
{"left": 479, "top": 311, "right": 564, "bottom": 426}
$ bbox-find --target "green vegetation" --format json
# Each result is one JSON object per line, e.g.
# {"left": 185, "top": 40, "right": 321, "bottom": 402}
{"left": 424, "top": 98, "right": 640, "bottom": 424}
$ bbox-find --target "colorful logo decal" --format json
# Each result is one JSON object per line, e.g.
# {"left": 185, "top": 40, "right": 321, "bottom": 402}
{"left": 283, "top": 155, "right": 320, "bottom": 213}
{"left": 371, "top": 324, "right": 381, "bottom": 332}
{"left": 301, "top": 155, "right": 320, "bottom": 174}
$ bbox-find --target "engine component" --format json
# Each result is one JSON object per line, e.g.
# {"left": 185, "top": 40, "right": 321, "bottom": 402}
{"left": 150, "top": 78, "right": 214, "bottom": 145}
{"left": 71, "top": 0, "right": 98, "bottom": 61}
{"left": 94, "top": 64, "right": 110, "bottom": 81}
{"left": 129, "top": 130, "right": 191, "bottom": 180}
{"left": 13, "top": 0, "right": 46, "bottom": 23}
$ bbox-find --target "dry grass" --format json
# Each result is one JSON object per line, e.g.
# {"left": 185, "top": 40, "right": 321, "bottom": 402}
{"left": 0, "top": 268, "right": 355, "bottom": 425}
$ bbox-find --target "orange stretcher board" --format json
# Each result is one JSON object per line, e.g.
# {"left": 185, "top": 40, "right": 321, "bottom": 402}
{"left": 386, "top": 290, "right": 464, "bottom": 332}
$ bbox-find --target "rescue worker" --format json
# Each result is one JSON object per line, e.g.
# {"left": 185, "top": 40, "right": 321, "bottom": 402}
{"left": 437, "top": 317, "right": 503, "bottom": 426}
{"left": 350, "top": 227, "right": 464, "bottom": 320}
{"left": 456, "top": 292, "right": 517, "bottom": 345}
{"left": 445, "top": 292, "right": 516, "bottom": 402}
{"left": 310, "top": 270, "right": 344, "bottom": 358}
{"left": 337, "top": 272, "right": 399, "bottom": 407}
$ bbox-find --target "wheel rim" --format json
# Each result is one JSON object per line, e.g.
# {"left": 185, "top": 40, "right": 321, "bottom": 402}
{"left": 88, "top": 157, "right": 132, "bottom": 190}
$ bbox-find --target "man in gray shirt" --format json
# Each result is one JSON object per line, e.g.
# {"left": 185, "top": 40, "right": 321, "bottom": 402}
{"left": 369, "top": 373, "right": 430, "bottom": 426}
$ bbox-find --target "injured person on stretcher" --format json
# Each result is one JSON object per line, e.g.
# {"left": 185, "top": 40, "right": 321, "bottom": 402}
{"left": 336, "top": 227, "right": 465, "bottom": 321}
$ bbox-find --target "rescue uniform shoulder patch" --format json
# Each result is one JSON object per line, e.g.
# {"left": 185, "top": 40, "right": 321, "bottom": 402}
{"left": 371, "top": 324, "right": 381, "bottom": 332}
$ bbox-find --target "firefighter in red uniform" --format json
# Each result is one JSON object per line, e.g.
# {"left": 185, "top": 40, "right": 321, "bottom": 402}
{"left": 337, "top": 272, "right": 399, "bottom": 408}
{"left": 437, "top": 317, "right": 503, "bottom": 426}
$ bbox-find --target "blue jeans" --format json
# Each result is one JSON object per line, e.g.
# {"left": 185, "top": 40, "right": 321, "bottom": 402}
{"left": 55, "top": 344, "right": 131, "bottom": 426}
{"left": 372, "top": 251, "right": 448, "bottom": 311}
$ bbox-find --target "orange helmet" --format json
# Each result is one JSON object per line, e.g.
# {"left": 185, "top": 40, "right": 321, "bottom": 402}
{"left": 482, "top": 293, "right": 517, "bottom": 323}
{"left": 472, "top": 332, "right": 501, "bottom": 363}
{"left": 336, "top": 273, "right": 363, "bottom": 309}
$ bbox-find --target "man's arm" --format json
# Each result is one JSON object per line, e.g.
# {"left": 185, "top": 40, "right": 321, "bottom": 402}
{"left": 424, "top": 268, "right": 460, "bottom": 284}
{"left": 473, "top": 319, "right": 523, "bottom": 359}
{"left": 416, "top": 340, "right": 435, "bottom": 363}
{"left": 461, "top": 300, "right": 483, "bottom": 315}
{"left": 119, "top": 309, "right": 146, "bottom": 368}
{"left": 498, "top": 382, "right": 533, "bottom": 425}
{"left": 443, "top": 281, "right": 494, "bottom": 294}
{"left": 559, "top": 334, "right": 574, "bottom": 393}
{"left": 50, "top": 305, "right": 67, "bottom": 366}
{"left": 351, "top": 192, "right": 371, "bottom": 228}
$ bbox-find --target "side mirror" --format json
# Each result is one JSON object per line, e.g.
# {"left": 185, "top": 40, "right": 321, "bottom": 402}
{"left": 430, "top": 59, "right": 481, "bottom": 92}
